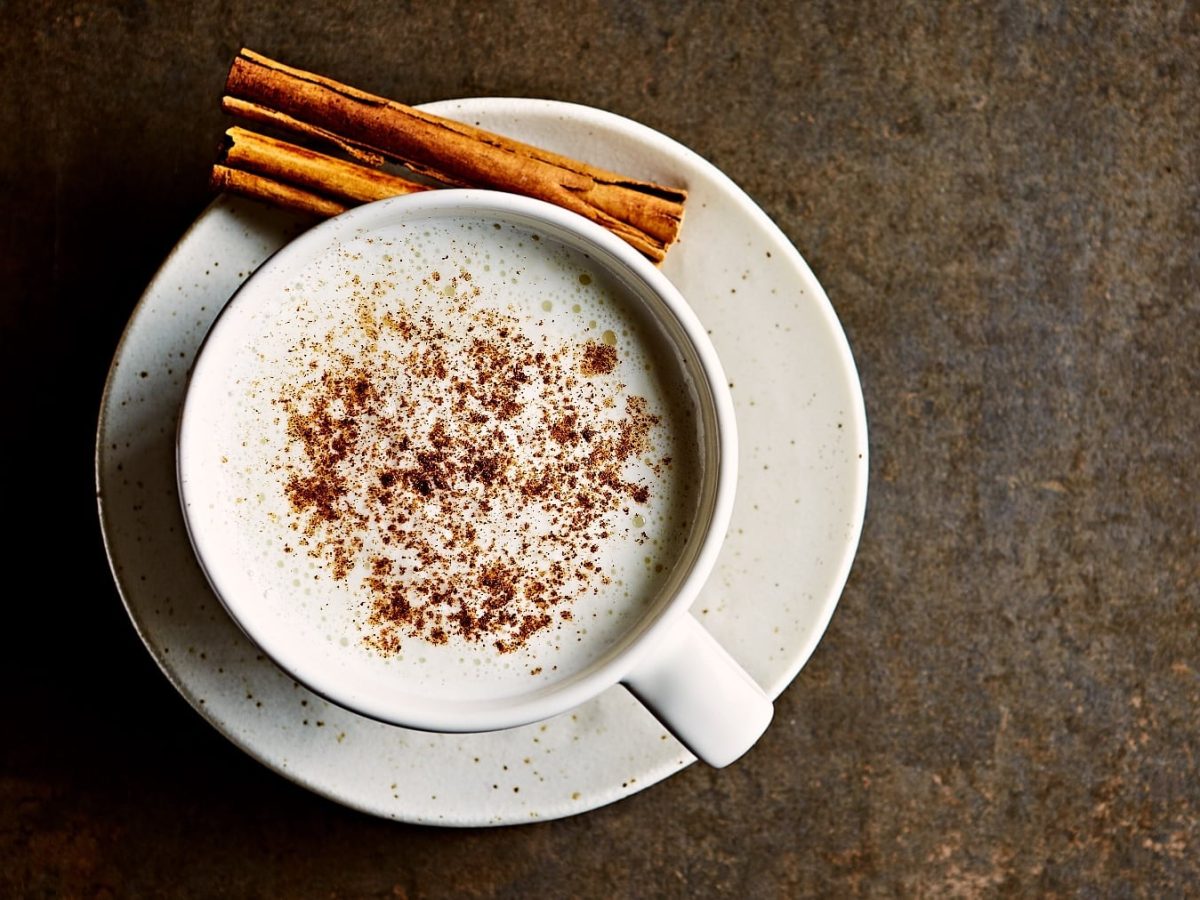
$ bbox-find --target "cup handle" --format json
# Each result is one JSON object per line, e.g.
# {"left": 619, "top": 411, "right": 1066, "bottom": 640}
{"left": 622, "top": 613, "right": 773, "bottom": 767}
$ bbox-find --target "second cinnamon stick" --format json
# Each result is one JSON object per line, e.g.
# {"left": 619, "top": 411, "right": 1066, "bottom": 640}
{"left": 220, "top": 126, "right": 428, "bottom": 205}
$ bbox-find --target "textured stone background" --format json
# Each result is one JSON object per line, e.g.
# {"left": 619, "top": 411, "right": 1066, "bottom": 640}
{"left": 2, "top": 1, "right": 1197, "bottom": 896}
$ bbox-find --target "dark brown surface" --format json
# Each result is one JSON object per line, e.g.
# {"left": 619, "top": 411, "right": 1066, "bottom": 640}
{"left": 2, "top": 2, "right": 1197, "bottom": 896}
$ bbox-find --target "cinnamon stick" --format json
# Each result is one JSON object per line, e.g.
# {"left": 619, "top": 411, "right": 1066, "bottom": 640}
{"left": 220, "top": 127, "right": 428, "bottom": 204}
{"left": 209, "top": 165, "right": 348, "bottom": 218}
{"left": 222, "top": 49, "right": 686, "bottom": 263}
{"left": 222, "top": 98, "right": 387, "bottom": 167}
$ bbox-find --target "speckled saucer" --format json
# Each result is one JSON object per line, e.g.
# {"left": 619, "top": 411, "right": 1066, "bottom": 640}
{"left": 96, "top": 98, "right": 868, "bottom": 826}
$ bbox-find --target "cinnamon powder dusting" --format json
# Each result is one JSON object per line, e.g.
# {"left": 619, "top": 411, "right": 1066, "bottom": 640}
{"left": 274, "top": 265, "right": 668, "bottom": 656}
{"left": 579, "top": 340, "right": 618, "bottom": 376}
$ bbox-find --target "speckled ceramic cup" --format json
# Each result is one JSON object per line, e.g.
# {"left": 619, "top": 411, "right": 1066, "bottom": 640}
{"left": 178, "top": 190, "right": 772, "bottom": 767}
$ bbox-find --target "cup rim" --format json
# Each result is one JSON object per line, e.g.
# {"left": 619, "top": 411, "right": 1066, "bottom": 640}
{"left": 177, "top": 189, "right": 738, "bottom": 733}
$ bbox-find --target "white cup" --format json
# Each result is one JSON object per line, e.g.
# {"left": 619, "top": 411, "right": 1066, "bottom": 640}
{"left": 178, "top": 190, "right": 772, "bottom": 767}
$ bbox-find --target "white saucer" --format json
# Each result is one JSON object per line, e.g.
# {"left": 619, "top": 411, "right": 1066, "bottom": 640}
{"left": 96, "top": 98, "right": 867, "bottom": 826}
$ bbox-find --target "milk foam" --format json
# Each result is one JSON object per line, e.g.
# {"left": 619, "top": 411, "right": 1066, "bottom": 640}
{"left": 188, "top": 216, "right": 704, "bottom": 703}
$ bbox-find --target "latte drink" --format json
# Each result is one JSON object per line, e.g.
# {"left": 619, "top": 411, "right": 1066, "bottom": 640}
{"left": 182, "top": 213, "right": 706, "bottom": 704}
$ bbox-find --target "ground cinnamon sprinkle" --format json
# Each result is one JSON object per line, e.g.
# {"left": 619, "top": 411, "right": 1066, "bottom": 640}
{"left": 275, "top": 262, "right": 667, "bottom": 655}
{"left": 579, "top": 340, "right": 618, "bottom": 376}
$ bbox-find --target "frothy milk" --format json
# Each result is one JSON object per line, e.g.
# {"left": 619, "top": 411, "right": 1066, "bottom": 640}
{"left": 184, "top": 215, "right": 704, "bottom": 703}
